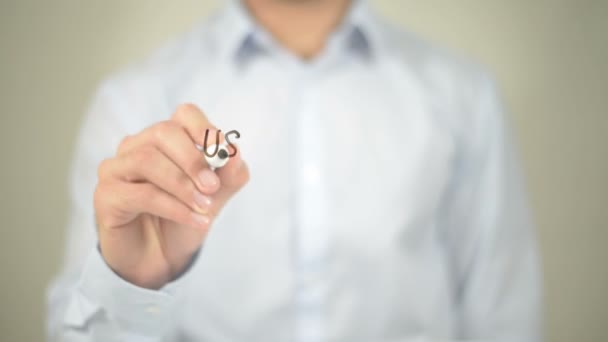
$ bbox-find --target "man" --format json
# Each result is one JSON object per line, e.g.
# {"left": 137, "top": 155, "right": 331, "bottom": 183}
{"left": 47, "top": 0, "right": 541, "bottom": 341}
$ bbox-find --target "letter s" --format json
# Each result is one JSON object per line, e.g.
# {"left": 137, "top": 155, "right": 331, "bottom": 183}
{"left": 225, "top": 130, "right": 241, "bottom": 157}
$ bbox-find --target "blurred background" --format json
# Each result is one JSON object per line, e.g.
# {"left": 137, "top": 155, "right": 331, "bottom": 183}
{"left": 0, "top": 0, "right": 606, "bottom": 341}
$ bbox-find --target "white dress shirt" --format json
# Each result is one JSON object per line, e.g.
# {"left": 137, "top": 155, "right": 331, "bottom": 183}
{"left": 46, "top": 1, "right": 541, "bottom": 341}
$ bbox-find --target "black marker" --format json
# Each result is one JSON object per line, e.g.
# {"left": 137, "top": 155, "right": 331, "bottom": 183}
{"left": 196, "top": 143, "right": 230, "bottom": 170}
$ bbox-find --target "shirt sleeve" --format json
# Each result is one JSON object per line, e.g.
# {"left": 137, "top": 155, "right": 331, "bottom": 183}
{"left": 439, "top": 72, "right": 542, "bottom": 341}
{"left": 62, "top": 246, "right": 196, "bottom": 341}
{"left": 379, "top": 73, "right": 542, "bottom": 342}
{"left": 45, "top": 78, "right": 191, "bottom": 342}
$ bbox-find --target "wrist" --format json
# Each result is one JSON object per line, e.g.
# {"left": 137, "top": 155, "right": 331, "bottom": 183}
{"left": 168, "top": 247, "right": 202, "bottom": 283}
{"left": 98, "top": 244, "right": 172, "bottom": 290}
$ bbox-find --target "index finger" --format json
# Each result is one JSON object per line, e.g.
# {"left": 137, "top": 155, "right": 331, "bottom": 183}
{"left": 171, "top": 103, "right": 225, "bottom": 148}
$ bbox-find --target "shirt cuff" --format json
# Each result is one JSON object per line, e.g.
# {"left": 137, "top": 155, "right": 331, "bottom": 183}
{"left": 69, "top": 246, "right": 199, "bottom": 336}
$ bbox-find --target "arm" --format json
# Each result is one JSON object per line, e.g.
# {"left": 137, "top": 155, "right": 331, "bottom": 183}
{"left": 46, "top": 82, "right": 179, "bottom": 341}
{"left": 46, "top": 80, "right": 249, "bottom": 341}
{"left": 438, "top": 74, "right": 542, "bottom": 341}
{"left": 384, "top": 74, "right": 541, "bottom": 342}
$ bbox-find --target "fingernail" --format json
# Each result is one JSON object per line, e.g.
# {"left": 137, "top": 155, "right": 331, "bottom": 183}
{"left": 193, "top": 192, "right": 212, "bottom": 214}
{"left": 191, "top": 212, "right": 210, "bottom": 227}
{"left": 198, "top": 168, "right": 219, "bottom": 189}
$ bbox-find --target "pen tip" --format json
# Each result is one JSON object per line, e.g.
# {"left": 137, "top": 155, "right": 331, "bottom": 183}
{"left": 218, "top": 149, "right": 229, "bottom": 159}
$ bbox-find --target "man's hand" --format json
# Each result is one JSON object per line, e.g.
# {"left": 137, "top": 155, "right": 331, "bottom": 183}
{"left": 94, "top": 104, "right": 249, "bottom": 289}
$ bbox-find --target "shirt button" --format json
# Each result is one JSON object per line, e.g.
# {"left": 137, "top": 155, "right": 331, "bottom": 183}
{"left": 145, "top": 305, "right": 161, "bottom": 314}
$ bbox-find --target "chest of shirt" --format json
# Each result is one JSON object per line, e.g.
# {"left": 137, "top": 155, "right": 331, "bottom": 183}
{"left": 186, "top": 62, "right": 456, "bottom": 244}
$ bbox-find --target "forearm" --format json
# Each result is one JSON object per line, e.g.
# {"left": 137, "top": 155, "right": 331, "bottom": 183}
{"left": 47, "top": 247, "right": 192, "bottom": 342}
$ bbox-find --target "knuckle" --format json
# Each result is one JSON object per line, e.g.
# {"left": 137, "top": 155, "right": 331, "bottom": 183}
{"left": 175, "top": 174, "right": 195, "bottom": 196}
{"left": 96, "top": 214, "right": 117, "bottom": 231}
{"left": 169, "top": 204, "right": 190, "bottom": 223}
{"left": 164, "top": 171, "right": 192, "bottom": 202}
{"left": 173, "top": 103, "right": 200, "bottom": 120}
{"left": 137, "top": 184, "right": 157, "bottom": 203}
{"left": 131, "top": 146, "right": 156, "bottom": 166}
{"left": 126, "top": 184, "right": 157, "bottom": 212}
{"left": 186, "top": 155, "right": 203, "bottom": 176}
{"left": 117, "top": 135, "right": 132, "bottom": 153}
{"left": 93, "top": 183, "right": 116, "bottom": 228}
{"left": 97, "top": 158, "right": 112, "bottom": 179}
{"left": 151, "top": 120, "right": 176, "bottom": 141}
{"left": 173, "top": 103, "right": 212, "bottom": 131}
{"left": 93, "top": 182, "right": 106, "bottom": 208}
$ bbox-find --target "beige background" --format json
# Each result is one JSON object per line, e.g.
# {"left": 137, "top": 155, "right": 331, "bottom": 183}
{"left": 1, "top": 0, "right": 607, "bottom": 341}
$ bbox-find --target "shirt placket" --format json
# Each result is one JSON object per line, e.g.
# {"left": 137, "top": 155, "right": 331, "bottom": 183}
{"left": 289, "top": 62, "right": 330, "bottom": 342}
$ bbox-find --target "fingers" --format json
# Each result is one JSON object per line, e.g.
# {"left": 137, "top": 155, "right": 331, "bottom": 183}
{"left": 214, "top": 143, "right": 247, "bottom": 190}
{"left": 97, "top": 103, "right": 249, "bottom": 230}
{"left": 212, "top": 146, "right": 250, "bottom": 211}
{"left": 171, "top": 103, "right": 225, "bottom": 148}
{"left": 116, "top": 119, "right": 220, "bottom": 195}
{"left": 172, "top": 105, "right": 248, "bottom": 214}
{"left": 95, "top": 181, "right": 210, "bottom": 230}
{"left": 98, "top": 147, "right": 213, "bottom": 215}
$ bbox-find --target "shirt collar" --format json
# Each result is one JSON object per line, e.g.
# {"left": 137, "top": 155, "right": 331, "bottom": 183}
{"left": 215, "top": 0, "right": 381, "bottom": 64}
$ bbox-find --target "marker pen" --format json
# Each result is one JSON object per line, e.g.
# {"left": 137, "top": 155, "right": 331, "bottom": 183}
{"left": 196, "top": 143, "right": 230, "bottom": 170}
